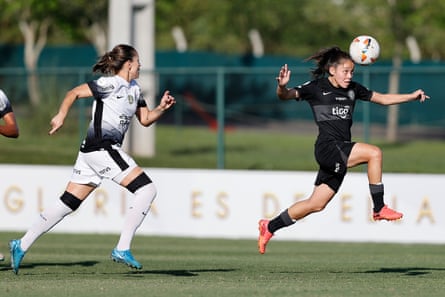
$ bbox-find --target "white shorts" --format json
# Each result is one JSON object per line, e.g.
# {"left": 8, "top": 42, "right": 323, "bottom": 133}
{"left": 70, "top": 144, "right": 138, "bottom": 187}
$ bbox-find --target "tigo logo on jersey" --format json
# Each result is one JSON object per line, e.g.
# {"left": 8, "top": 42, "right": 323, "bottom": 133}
{"left": 332, "top": 105, "right": 351, "bottom": 119}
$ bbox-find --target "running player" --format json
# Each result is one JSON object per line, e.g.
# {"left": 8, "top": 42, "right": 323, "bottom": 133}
{"left": 0, "top": 89, "right": 19, "bottom": 261}
{"left": 258, "top": 46, "right": 429, "bottom": 254}
{"left": 9, "top": 44, "right": 176, "bottom": 274}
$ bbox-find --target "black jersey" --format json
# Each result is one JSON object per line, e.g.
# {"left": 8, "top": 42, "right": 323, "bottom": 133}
{"left": 295, "top": 77, "right": 373, "bottom": 142}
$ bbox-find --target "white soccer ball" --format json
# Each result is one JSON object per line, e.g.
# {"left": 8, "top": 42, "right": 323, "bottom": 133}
{"left": 349, "top": 35, "right": 380, "bottom": 65}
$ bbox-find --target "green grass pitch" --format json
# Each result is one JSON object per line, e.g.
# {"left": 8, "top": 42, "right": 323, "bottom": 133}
{"left": 1, "top": 232, "right": 444, "bottom": 297}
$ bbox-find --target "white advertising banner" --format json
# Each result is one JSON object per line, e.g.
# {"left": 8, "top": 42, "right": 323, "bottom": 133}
{"left": 0, "top": 165, "right": 443, "bottom": 244}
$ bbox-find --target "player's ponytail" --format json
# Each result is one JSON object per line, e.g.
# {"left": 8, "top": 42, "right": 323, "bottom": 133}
{"left": 306, "top": 46, "right": 351, "bottom": 79}
{"left": 92, "top": 44, "right": 137, "bottom": 75}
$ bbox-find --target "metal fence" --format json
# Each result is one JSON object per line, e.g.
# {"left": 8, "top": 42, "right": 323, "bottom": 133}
{"left": 1, "top": 65, "right": 444, "bottom": 167}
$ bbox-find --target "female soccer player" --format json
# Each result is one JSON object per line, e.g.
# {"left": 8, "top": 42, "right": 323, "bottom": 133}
{"left": 0, "top": 88, "right": 19, "bottom": 262}
{"left": 9, "top": 44, "right": 176, "bottom": 273}
{"left": 258, "top": 46, "right": 429, "bottom": 254}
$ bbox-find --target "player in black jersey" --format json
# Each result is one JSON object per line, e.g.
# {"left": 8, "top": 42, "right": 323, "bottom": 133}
{"left": 258, "top": 46, "right": 429, "bottom": 254}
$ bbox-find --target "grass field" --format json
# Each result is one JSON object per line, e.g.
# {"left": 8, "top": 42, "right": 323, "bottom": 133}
{"left": 0, "top": 232, "right": 444, "bottom": 297}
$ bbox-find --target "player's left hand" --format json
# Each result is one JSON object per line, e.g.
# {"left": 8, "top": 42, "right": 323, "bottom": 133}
{"left": 159, "top": 90, "right": 176, "bottom": 111}
{"left": 414, "top": 89, "right": 430, "bottom": 103}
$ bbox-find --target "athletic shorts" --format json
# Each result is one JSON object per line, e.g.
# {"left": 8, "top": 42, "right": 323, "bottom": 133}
{"left": 314, "top": 140, "right": 356, "bottom": 192}
{"left": 70, "top": 144, "right": 138, "bottom": 187}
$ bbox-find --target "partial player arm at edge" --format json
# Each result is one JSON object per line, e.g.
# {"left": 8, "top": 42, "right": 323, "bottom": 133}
{"left": 0, "top": 112, "right": 19, "bottom": 138}
{"left": 49, "top": 83, "right": 93, "bottom": 135}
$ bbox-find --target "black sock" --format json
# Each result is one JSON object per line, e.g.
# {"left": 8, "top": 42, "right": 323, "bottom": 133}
{"left": 268, "top": 209, "right": 295, "bottom": 233}
{"left": 370, "top": 183, "right": 384, "bottom": 212}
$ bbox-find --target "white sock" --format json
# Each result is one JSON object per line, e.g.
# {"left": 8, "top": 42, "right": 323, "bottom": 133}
{"left": 116, "top": 183, "right": 157, "bottom": 251}
{"left": 20, "top": 199, "right": 73, "bottom": 251}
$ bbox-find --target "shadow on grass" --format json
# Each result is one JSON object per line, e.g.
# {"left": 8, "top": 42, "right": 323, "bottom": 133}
{"left": 363, "top": 267, "right": 445, "bottom": 276}
{"left": 126, "top": 268, "right": 238, "bottom": 277}
{"left": 0, "top": 260, "right": 99, "bottom": 272}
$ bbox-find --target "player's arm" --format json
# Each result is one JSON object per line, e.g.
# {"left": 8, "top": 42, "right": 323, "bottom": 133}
{"left": 370, "top": 89, "right": 429, "bottom": 105}
{"left": 136, "top": 90, "right": 176, "bottom": 127}
{"left": 276, "top": 64, "right": 299, "bottom": 101}
{"left": 49, "top": 83, "right": 93, "bottom": 135}
{"left": 0, "top": 111, "right": 19, "bottom": 138}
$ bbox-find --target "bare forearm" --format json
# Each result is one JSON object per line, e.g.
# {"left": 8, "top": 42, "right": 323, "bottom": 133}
{"left": 372, "top": 90, "right": 429, "bottom": 105}
{"left": 0, "top": 125, "right": 19, "bottom": 138}
{"left": 276, "top": 85, "right": 297, "bottom": 100}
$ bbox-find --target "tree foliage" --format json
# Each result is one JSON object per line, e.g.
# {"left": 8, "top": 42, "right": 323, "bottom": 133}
{"left": 0, "top": 0, "right": 444, "bottom": 60}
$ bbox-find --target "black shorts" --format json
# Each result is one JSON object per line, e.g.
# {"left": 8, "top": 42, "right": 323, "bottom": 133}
{"left": 314, "top": 140, "right": 356, "bottom": 192}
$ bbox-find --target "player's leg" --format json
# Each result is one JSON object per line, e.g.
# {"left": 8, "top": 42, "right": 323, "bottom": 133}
{"left": 103, "top": 146, "right": 156, "bottom": 269}
{"left": 347, "top": 142, "right": 402, "bottom": 220}
{"left": 259, "top": 183, "right": 336, "bottom": 254}
{"left": 9, "top": 183, "right": 95, "bottom": 274}
{"left": 117, "top": 167, "right": 156, "bottom": 248}
{"left": 9, "top": 152, "right": 98, "bottom": 274}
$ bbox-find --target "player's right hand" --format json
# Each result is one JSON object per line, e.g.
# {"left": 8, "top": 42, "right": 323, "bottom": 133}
{"left": 276, "top": 64, "right": 291, "bottom": 87}
{"left": 48, "top": 114, "right": 64, "bottom": 135}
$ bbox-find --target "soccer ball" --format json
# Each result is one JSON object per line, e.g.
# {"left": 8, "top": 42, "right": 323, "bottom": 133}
{"left": 349, "top": 35, "right": 380, "bottom": 65}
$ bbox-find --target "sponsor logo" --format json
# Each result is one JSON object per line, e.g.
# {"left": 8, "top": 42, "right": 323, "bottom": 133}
{"left": 99, "top": 167, "right": 112, "bottom": 175}
{"left": 98, "top": 85, "right": 114, "bottom": 92}
{"left": 322, "top": 91, "right": 332, "bottom": 95}
{"left": 334, "top": 162, "right": 341, "bottom": 173}
{"left": 335, "top": 97, "right": 348, "bottom": 101}
{"left": 119, "top": 114, "right": 131, "bottom": 130}
{"left": 73, "top": 169, "right": 81, "bottom": 175}
{"left": 332, "top": 105, "right": 351, "bottom": 119}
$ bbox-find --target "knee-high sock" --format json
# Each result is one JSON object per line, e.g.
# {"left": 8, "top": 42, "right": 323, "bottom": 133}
{"left": 20, "top": 199, "right": 73, "bottom": 251}
{"left": 116, "top": 183, "right": 157, "bottom": 251}
{"left": 370, "top": 183, "right": 384, "bottom": 212}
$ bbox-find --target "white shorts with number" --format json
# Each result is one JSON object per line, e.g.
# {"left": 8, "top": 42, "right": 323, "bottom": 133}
{"left": 70, "top": 144, "right": 138, "bottom": 187}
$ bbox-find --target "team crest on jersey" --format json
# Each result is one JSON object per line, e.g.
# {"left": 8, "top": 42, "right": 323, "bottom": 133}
{"left": 348, "top": 90, "right": 355, "bottom": 101}
{"left": 127, "top": 95, "right": 134, "bottom": 104}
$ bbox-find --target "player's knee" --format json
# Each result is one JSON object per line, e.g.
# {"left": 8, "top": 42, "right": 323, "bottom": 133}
{"left": 310, "top": 200, "right": 328, "bottom": 212}
{"left": 126, "top": 172, "right": 153, "bottom": 193}
{"left": 60, "top": 191, "right": 83, "bottom": 211}
{"left": 369, "top": 145, "right": 382, "bottom": 161}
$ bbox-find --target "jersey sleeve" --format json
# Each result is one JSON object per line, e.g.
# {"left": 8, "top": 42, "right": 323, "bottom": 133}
{"left": 354, "top": 82, "right": 373, "bottom": 101}
{"left": 0, "top": 89, "right": 13, "bottom": 118}
{"left": 87, "top": 77, "right": 115, "bottom": 100}
{"left": 136, "top": 89, "right": 147, "bottom": 108}
{"left": 295, "top": 80, "right": 315, "bottom": 101}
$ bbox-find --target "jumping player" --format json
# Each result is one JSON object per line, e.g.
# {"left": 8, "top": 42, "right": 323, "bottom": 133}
{"left": 258, "top": 46, "right": 429, "bottom": 254}
{"left": 9, "top": 44, "right": 176, "bottom": 274}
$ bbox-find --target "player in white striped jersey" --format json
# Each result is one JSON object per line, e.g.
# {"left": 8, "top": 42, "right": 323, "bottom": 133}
{"left": 9, "top": 44, "right": 175, "bottom": 274}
